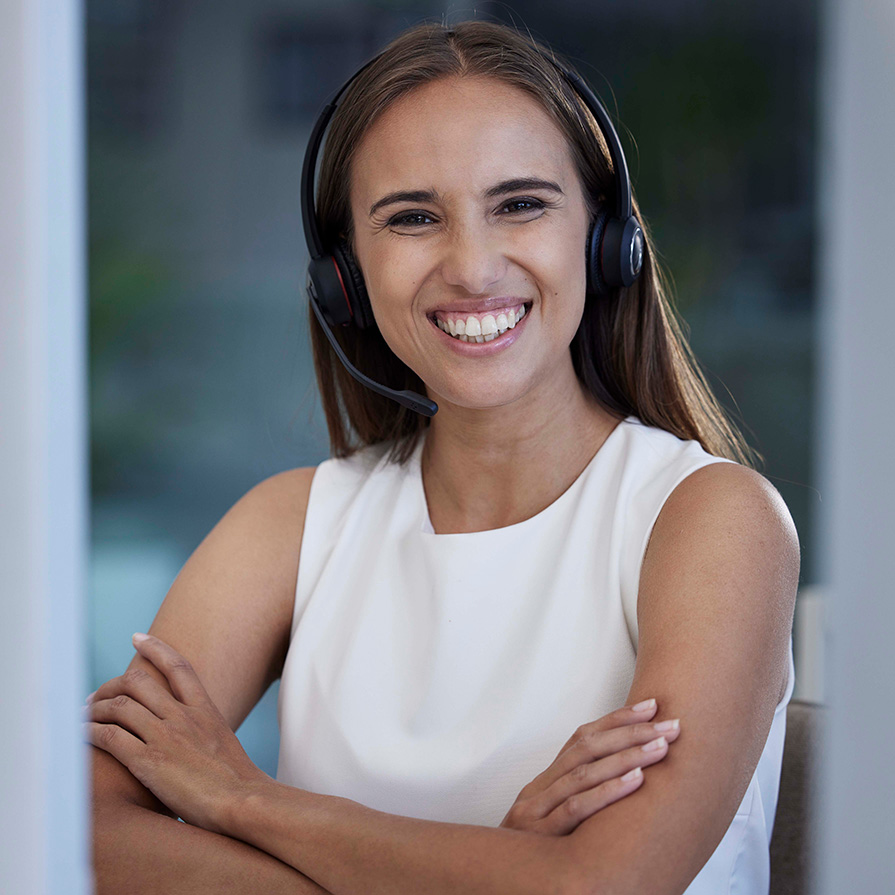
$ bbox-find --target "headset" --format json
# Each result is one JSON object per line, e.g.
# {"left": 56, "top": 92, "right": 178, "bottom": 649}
{"left": 301, "top": 43, "right": 644, "bottom": 418}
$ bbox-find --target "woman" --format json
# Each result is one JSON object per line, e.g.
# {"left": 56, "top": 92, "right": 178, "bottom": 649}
{"left": 88, "top": 21, "right": 799, "bottom": 895}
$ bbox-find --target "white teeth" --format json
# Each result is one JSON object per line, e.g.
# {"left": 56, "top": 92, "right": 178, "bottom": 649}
{"left": 434, "top": 305, "right": 528, "bottom": 343}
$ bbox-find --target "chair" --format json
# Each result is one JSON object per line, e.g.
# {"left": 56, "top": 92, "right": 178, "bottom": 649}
{"left": 769, "top": 700, "right": 826, "bottom": 895}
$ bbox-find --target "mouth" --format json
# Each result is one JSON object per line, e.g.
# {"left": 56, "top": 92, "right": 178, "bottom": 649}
{"left": 428, "top": 302, "right": 532, "bottom": 343}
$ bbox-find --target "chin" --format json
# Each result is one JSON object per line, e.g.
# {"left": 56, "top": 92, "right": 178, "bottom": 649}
{"left": 430, "top": 379, "right": 533, "bottom": 413}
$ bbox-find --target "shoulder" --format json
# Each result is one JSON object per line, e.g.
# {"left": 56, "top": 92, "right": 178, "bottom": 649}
{"left": 193, "top": 465, "right": 319, "bottom": 573}
{"left": 648, "top": 461, "right": 800, "bottom": 567}
{"left": 219, "top": 443, "right": 398, "bottom": 587}
{"left": 638, "top": 460, "right": 800, "bottom": 698}
{"left": 616, "top": 416, "right": 799, "bottom": 562}
{"left": 229, "top": 440, "right": 393, "bottom": 537}
{"left": 611, "top": 418, "right": 733, "bottom": 500}
{"left": 235, "top": 466, "right": 318, "bottom": 532}
{"left": 643, "top": 461, "right": 801, "bottom": 612}
{"left": 147, "top": 465, "right": 320, "bottom": 721}
{"left": 92, "top": 465, "right": 320, "bottom": 812}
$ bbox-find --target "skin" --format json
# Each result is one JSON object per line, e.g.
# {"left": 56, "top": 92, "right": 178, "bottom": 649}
{"left": 349, "top": 75, "right": 618, "bottom": 532}
{"left": 88, "top": 75, "right": 799, "bottom": 895}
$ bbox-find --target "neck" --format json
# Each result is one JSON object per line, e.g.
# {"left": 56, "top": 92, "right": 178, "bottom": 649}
{"left": 420, "top": 370, "right": 622, "bottom": 534}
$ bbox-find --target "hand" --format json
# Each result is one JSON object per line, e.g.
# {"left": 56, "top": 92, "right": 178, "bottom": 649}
{"left": 499, "top": 699, "right": 681, "bottom": 835}
{"left": 84, "top": 633, "right": 270, "bottom": 835}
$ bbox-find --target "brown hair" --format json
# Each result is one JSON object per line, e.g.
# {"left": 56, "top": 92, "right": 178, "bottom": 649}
{"left": 309, "top": 20, "right": 760, "bottom": 467}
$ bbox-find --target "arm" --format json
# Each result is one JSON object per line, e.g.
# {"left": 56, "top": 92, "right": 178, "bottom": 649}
{"left": 91, "top": 635, "right": 685, "bottom": 894}
{"left": 563, "top": 462, "right": 799, "bottom": 892}
{"left": 92, "top": 467, "right": 330, "bottom": 894}
{"left": 194, "top": 464, "right": 799, "bottom": 895}
{"left": 93, "top": 752, "right": 327, "bottom": 894}
{"left": 93, "top": 462, "right": 797, "bottom": 895}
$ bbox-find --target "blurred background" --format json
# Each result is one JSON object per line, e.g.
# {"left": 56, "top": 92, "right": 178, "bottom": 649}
{"left": 86, "top": 0, "right": 820, "bottom": 778}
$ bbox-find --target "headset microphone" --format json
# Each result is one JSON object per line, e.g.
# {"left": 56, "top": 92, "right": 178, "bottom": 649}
{"left": 309, "top": 287, "right": 439, "bottom": 416}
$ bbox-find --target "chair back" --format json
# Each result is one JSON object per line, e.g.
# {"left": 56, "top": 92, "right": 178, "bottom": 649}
{"left": 769, "top": 700, "right": 825, "bottom": 895}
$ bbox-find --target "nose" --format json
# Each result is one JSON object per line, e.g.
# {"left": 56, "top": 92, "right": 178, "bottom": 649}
{"left": 438, "top": 225, "right": 507, "bottom": 295}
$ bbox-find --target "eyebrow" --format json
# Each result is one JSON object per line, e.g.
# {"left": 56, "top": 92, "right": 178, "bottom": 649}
{"left": 484, "top": 177, "right": 564, "bottom": 199}
{"left": 368, "top": 177, "right": 564, "bottom": 218}
{"left": 369, "top": 189, "right": 440, "bottom": 218}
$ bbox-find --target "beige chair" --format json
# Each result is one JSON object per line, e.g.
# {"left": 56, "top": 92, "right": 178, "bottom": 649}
{"left": 769, "top": 700, "right": 825, "bottom": 895}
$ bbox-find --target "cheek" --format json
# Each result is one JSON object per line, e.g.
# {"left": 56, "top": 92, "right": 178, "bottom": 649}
{"left": 522, "top": 227, "right": 588, "bottom": 304}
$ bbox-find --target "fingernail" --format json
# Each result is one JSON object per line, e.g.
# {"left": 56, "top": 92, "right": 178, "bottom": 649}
{"left": 642, "top": 736, "right": 667, "bottom": 752}
{"left": 631, "top": 698, "right": 656, "bottom": 712}
{"left": 132, "top": 632, "right": 149, "bottom": 643}
{"left": 85, "top": 690, "right": 96, "bottom": 703}
{"left": 621, "top": 767, "right": 642, "bottom": 782}
{"left": 654, "top": 719, "right": 680, "bottom": 733}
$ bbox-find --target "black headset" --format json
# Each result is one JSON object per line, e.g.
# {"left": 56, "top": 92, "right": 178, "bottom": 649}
{"left": 301, "top": 45, "right": 644, "bottom": 418}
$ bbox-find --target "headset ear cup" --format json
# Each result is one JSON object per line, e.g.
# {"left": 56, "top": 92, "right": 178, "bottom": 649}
{"left": 308, "top": 254, "right": 353, "bottom": 326}
{"left": 333, "top": 240, "right": 374, "bottom": 329}
{"left": 600, "top": 216, "right": 644, "bottom": 289}
{"left": 586, "top": 209, "right": 610, "bottom": 297}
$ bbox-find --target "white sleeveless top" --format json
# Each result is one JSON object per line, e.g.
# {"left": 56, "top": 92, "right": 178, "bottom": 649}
{"left": 277, "top": 415, "right": 795, "bottom": 894}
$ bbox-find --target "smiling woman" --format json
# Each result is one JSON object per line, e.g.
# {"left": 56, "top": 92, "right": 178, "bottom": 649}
{"left": 349, "top": 75, "right": 593, "bottom": 415}
{"left": 88, "top": 20, "right": 798, "bottom": 895}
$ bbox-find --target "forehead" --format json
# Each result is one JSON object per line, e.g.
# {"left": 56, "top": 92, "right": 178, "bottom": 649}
{"left": 350, "top": 75, "right": 578, "bottom": 203}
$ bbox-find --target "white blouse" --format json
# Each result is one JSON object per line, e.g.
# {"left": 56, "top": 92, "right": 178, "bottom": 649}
{"left": 278, "top": 415, "right": 794, "bottom": 894}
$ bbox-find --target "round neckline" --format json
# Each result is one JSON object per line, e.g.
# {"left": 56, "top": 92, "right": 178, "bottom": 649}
{"left": 415, "top": 416, "right": 635, "bottom": 537}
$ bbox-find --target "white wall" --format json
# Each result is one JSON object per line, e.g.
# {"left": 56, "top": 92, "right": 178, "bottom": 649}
{"left": 817, "top": 0, "right": 895, "bottom": 890}
{"left": 0, "top": 1, "right": 89, "bottom": 893}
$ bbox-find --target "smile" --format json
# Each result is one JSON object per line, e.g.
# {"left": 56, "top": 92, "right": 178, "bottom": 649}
{"left": 430, "top": 303, "right": 529, "bottom": 342}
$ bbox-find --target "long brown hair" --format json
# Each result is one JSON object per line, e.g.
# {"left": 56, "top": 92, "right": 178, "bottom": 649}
{"left": 309, "top": 20, "right": 759, "bottom": 467}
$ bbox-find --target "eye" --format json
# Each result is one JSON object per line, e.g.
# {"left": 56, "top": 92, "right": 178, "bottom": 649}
{"left": 497, "top": 197, "right": 546, "bottom": 215}
{"left": 387, "top": 210, "right": 437, "bottom": 228}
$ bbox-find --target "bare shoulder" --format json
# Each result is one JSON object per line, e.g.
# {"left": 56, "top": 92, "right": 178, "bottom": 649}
{"left": 642, "top": 461, "right": 800, "bottom": 649}
{"left": 645, "top": 461, "right": 800, "bottom": 583}
{"left": 232, "top": 465, "right": 318, "bottom": 539}
{"left": 638, "top": 458, "right": 800, "bottom": 710}
{"left": 93, "top": 465, "right": 318, "bottom": 811}
{"left": 139, "top": 465, "right": 319, "bottom": 727}
{"left": 662, "top": 459, "right": 797, "bottom": 525}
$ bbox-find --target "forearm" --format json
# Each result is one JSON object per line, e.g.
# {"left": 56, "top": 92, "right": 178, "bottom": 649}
{"left": 92, "top": 745, "right": 329, "bottom": 895}
{"left": 93, "top": 799, "right": 331, "bottom": 895}
{"left": 227, "top": 781, "right": 576, "bottom": 895}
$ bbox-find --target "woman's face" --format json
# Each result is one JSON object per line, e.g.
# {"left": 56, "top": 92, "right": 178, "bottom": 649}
{"left": 349, "top": 75, "right": 592, "bottom": 412}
